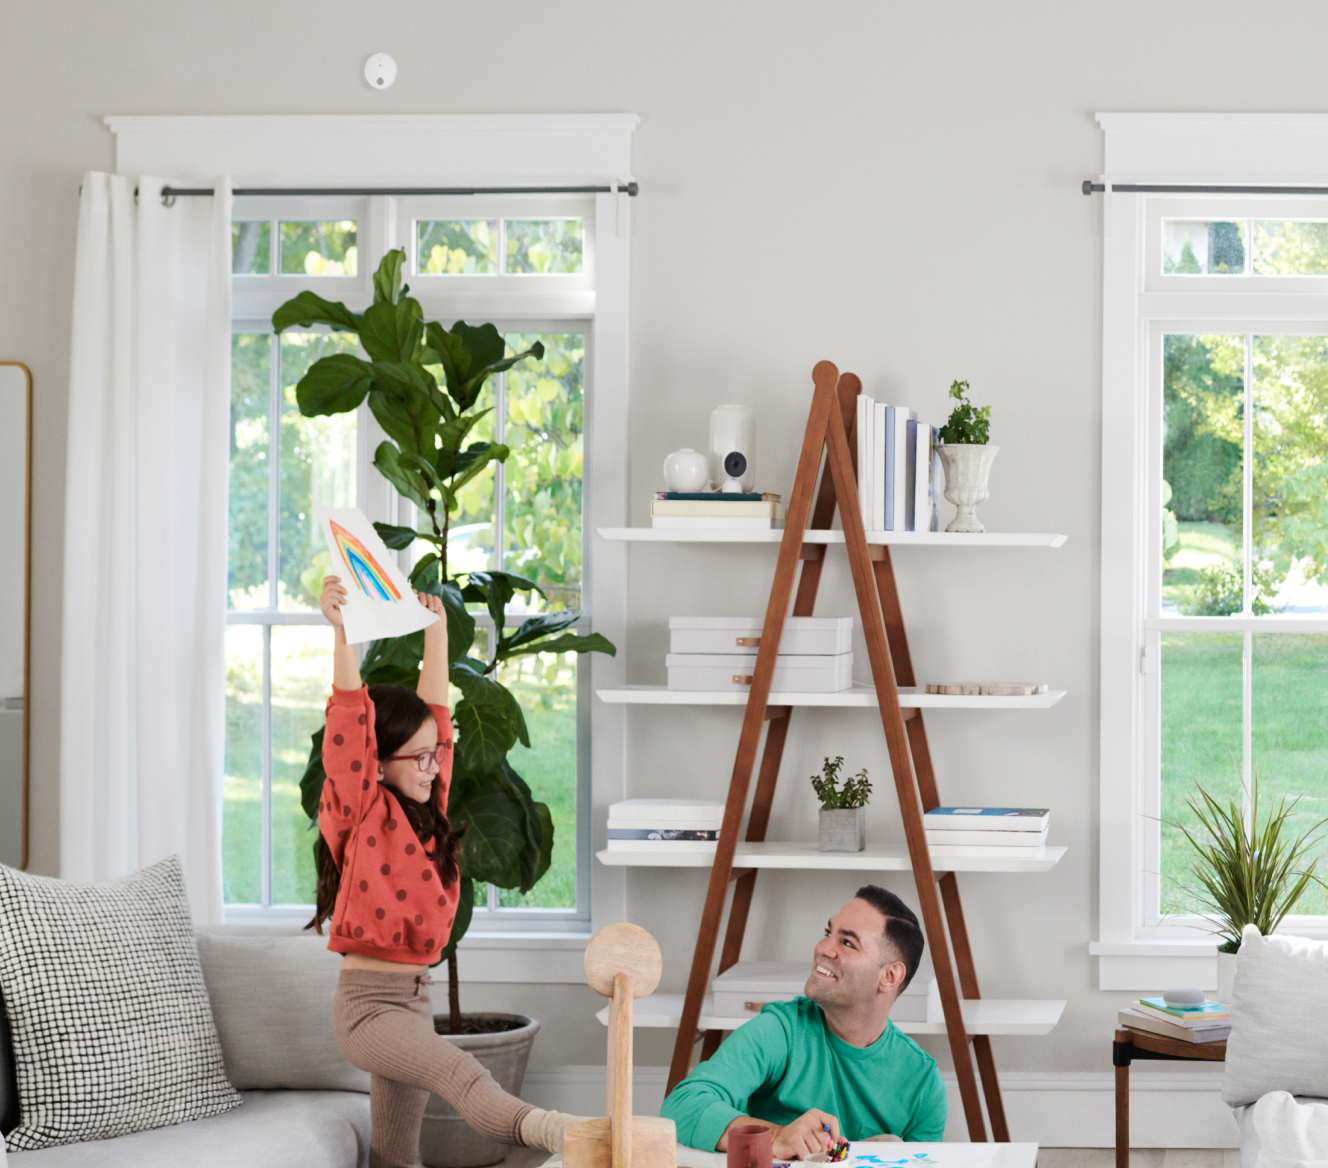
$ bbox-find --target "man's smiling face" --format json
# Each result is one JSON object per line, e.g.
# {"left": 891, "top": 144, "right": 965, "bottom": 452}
{"left": 803, "top": 897, "right": 892, "bottom": 1009}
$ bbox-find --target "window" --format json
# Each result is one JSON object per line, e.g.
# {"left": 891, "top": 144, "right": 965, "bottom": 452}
{"left": 1096, "top": 118, "right": 1328, "bottom": 986}
{"left": 225, "top": 195, "right": 595, "bottom": 924}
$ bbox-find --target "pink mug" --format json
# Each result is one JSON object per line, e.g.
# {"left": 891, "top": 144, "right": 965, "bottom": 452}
{"left": 727, "top": 1125, "right": 773, "bottom": 1168}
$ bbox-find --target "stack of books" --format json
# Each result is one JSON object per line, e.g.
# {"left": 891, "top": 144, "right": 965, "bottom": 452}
{"left": 1118, "top": 997, "right": 1231, "bottom": 1044}
{"left": 923, "top": 807, "right": 1050, "bottom": 858}
{"left": 606, "top": 798, "right": 724, "bottom": 852}
{"left": 651, "top": 492, "right": 784, "bottom": 530}
{"left": 854, "top": 396, "right": 940, "bottom": 533}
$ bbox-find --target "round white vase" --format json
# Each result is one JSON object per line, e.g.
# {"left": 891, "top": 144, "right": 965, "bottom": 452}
{"left": 663, "top": 448, "right": 710, "bottom": 492}
{"left": 936, "top": 444, "right": 999, "bottom": 533}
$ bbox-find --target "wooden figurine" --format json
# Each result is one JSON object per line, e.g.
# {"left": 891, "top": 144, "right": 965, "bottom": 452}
{"left": 563, "top": 923, "right": 677, "bottom": 1168}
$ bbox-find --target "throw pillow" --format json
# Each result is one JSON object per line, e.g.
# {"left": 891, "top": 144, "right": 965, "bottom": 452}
{"left": 0, "top": 856, "right": 240, "bottom": 1151}
{"left": 1223, "top": 924, "right": 1328, "bottom": 1107}
{"left": 1237, "top": 1092, "right": 1328, "bottom": 1168}
{"left": 195, "top": 931, "right": 368, "bottom": 1092}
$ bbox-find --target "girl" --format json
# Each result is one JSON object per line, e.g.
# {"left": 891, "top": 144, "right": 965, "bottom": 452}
{"left": 309, "top": 575, "right": 584, "bottom": 1168}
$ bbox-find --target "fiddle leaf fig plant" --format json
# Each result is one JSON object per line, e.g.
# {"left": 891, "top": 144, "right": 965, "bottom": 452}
{"left": 278, "top": 248, "right": 615, "bottom": 1030}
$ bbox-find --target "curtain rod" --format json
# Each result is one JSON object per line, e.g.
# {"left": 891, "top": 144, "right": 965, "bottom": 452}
{"left": 156, "top": 182, "right": 638, "bottom": 206}
{"left": 1082, "top": 180, "right": 1328, "bottom": 196}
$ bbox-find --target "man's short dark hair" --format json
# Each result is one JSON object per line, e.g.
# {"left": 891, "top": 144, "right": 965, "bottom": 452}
{"left": 854, "top": 885, "right": 924, "bottom": 993}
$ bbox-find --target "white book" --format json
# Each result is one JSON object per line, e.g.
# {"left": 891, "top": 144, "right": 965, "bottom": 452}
{"left": 928, "top": 843, "right": 1047, "bottom": 858}
{"left": 856, "top": 394, "right": 870, "bottom": 527}
{"left": 892, "top": 407, "right": 914, "bottom": 532}
{"left": 863, "top": 395, "right": 876, "bottom": 530}
{"left": 651, "top": 516, "right": 785, "bottom": 529}
{"left": 872, "top": 402, "right": 887, "bottom": 530}
{"left": 925, "top": 828, "right": 1049, "bottom": 847}
{"left": 913, "top": 422, "right": 932, "bottom": 533}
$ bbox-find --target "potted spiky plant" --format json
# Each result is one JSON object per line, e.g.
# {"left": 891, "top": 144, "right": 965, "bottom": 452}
{"left": 275, "top": 249, "right": 614, "bottom": 1167}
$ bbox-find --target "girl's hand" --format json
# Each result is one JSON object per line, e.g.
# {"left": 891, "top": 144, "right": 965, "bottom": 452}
{"left": 418, "top": 590, "right": 445, "bottom": 621}
{"left": 321, "top": 576, "right": 348, "bottom": 629}
{"left": 416, "top": 590, "right": 450, "bottom": 705}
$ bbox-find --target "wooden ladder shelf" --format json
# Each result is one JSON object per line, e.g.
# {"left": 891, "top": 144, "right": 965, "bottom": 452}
{"left": 665, "top": 360, "right": 1010, "bottom": 1142}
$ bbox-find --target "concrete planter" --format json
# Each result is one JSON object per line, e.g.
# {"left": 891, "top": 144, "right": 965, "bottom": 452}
{"left": 819, "top": 807, "right": 866, "bottom": 853}
{"left": 936, "top": 444, "right": 999, "bottom": 533}
{"left": 419, "top": 1013, "right": 540, "bottom": 1168}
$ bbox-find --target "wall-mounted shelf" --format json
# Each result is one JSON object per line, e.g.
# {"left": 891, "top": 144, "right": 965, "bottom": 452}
{"left": 599, "top": 527, "right": 1068, "bottom": 548}
{"left": 597, "top": 842, "right": 1067, "bottom": 874}
{"left": 597, "top": 684, "right": 1067, "bottom": 710}
{"left": 596, "top": 993, "right": 1067, "bottom": 1037}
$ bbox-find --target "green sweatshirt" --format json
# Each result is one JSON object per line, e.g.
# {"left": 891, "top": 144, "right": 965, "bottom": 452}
{"left": 661, "top": 998, "right": 946, "bottom": 1149}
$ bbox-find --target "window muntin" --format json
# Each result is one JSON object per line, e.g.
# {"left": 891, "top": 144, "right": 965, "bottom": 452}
{"left": 414, "top": 218, "right": 584, "bottom": 278}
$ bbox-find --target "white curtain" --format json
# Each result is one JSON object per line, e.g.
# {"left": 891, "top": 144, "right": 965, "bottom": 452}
{"left": 60, "top": 174, "right": 232, "bottom": 924}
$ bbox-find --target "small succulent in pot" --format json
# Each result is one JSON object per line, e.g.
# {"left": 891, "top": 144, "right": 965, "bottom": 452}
{"left": 812, "top": 757, "right": 871, "bottom": 853}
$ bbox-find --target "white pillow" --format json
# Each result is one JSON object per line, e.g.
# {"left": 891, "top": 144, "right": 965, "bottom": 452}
{"left": 1223, "top": 925, "right": 1328, "bottom": 1107}
{"left": 1237, "top": 1092, "right": 1328, "bottom": 1168}
{"left": 0, "top": 857, "right": 240, "bottom": 1151}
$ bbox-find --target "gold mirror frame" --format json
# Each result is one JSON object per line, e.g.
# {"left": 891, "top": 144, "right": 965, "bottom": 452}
{"left": 0, "top": 362, "right": 31, "bottom": 869}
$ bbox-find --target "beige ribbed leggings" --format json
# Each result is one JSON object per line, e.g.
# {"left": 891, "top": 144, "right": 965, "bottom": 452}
{"left": 333, "top": 969, "right": 534, "bottom": 1168}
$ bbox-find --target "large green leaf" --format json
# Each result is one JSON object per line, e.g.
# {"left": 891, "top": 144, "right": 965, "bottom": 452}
{"left": 361, "top": 630, "right": 425, "bottom": 687}
{"left": 503, "top": 610, "right": 582, "bottom": 652}
{"left": 372, "top": 248, "right": 407, "bottom": 306}
{"left": 300, "top": 725, "right": 327, "bottom": 821}
{"left": 367, "top": 364, "right": 441, "bottom": 458}
{"left": 435, "top": 875, "right": 474, "bottom": 963}
{"left": 373, "top": 443, "right": 431, "bottom": 510}
{"left": 437, "top": 407, "right": 492, "bottom": 455}
{"left": 439, "top": 441, "right": 508, "bottom": 505}
{"left": 295, "top": 354, "right": 375, "bottom": 417}
{"left": 409, "top": 553, "right": 441, "bottom": 592}
{"left": 373, "top": 522, "right": 420, "bottom": 551}
{"left": 501, "top": 631, "right": 618, "bottom": 661}
{"left": 360, "top": 299, "right": 424, "bottom": 364}
{"left": 449, "top": 765, "right": 528, "bottom": 887}
{"left": 461, "top": 570, "right": 542, "bottom": 638}
{"left": 452, "top": 700, "right": 519, "bottom": 773}
{"left": 272, "top": 291, "right": 361, "bottom": 336}
{"left": 440, "top": 584, "right": 477, "bottom": 666}
{"left": 426, "top": 321, "right": 545, "bottom": 410}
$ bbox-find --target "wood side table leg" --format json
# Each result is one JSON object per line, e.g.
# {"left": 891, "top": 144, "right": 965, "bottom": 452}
{"left": 1115, "top": 1059, "right": 1129, "bottom": 1168}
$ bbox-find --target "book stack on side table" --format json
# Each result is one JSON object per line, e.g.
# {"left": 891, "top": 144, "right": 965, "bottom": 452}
{"left": 710, "top": 960, "right": 940, "bottom": 1023}
{"left": 606, "top": 799, "right": 724, "bottom": 853}
{"left": 924, "top": 807, "right": 1050, "bottom": 858}
{"left": 651, "top": 491, "right": 784, "bottom": 530}
{"left": 666, "top": 616, "right": 854, "bottom": 693}
{"left": 1119, "top": 997, "right": 1231, "bottom": 1043}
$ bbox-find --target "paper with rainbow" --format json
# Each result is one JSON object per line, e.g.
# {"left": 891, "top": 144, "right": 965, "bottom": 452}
{"left": 315, "top": 502, "right": 440, "bottom": 645}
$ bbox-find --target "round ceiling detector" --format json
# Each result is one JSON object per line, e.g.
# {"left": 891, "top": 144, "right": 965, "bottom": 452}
{"left": 365, "top": 53, "right": 397, "bottom": 90}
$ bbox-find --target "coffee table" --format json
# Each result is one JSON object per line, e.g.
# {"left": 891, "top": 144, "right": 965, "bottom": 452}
{"left": 541, "top": 1142, "right": 1038, "bottom": 1168}
{"left": 1114, "top": 1027, "right": 1226, "bottom": 1168}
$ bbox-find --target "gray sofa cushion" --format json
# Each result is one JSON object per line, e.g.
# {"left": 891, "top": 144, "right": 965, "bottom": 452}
{"left": 6, "top": 1090, "right": 369, "bottom": 1168}
{"left": 195, "top": 931, "right": 369, "bottom": 1093}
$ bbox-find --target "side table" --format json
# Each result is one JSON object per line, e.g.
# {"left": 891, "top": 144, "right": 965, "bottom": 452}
{"left": 1114, "top": 1027, "right": 1226, "bottom": 1168}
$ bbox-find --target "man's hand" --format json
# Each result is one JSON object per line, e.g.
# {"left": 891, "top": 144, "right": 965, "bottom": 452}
{"left": 769, "top": 1110, "right": 841, "bottom": 1160}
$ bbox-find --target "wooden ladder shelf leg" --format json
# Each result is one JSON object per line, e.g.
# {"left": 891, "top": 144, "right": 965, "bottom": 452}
{"left": 664, "top": 362, "right": 1007, "bottom": 1144}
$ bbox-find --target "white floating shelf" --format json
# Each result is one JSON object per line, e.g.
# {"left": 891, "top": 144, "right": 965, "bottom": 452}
{"left": 596, "top": 992, "right": 1066, "bottom": 1036}
{"left": 599, "top": 527, "right": 1067, "bottom": 548}
{"left": 597, "top": 842, "right": 1067, "bottom": 874}
{"left": 597, "top": 683, "right": 1067, "bottom": 710}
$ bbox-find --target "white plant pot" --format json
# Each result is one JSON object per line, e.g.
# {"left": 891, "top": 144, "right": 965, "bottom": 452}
{"left": 819, "top": 807, "right": 866, "bottom": 853}
{"left": 1216, "top": 950, "right": 1238, "bottom": 1006}
{"left": 936, "top": 444, "right": 999, "bottom": 533}
{"left": 663, "top": 448, "right": 709, "bottom": 492}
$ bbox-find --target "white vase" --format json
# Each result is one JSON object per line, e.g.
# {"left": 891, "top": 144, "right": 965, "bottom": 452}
{"left": 1216, "top": 950, "right": 1238, "bottom": 1006}
{"left": 709, "top": 405, "right": 755, "bottom": 491}
{"left": 663, "top": 448, "right": 709, "bottom": 492}
{"left": 936, "top": 444, "right": 999, "bottom": 533}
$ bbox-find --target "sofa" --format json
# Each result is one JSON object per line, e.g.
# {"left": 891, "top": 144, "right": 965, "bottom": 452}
{"left": 2, "top": 929, "right": 371, "bottom": 1168}
{"left": 1222, "top": 925, "right": 1328, "bottom": 1168}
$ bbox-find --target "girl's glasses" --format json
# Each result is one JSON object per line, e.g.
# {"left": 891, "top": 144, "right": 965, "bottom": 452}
{"left": 386, "top": 742, "right": 450, "bottom": 772}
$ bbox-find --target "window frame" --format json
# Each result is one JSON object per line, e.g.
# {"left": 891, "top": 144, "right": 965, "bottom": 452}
{"left": 1094, "top": 114, "right": 1328, "bottom": 989}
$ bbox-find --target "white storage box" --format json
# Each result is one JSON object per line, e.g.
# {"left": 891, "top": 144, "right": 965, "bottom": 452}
{"left": 606, "top": 798, "right": 724, "bottom": 851}
{"left": 710, "top": 960, "right": 938, "bottom": 1023}
{"left": 666, "top": 652, "right": 853, "bottom": 693}
{"left": 670, "top": 616, "right": 853, "bottom": 657}
{"left": 608, "top": 798, "right": 724, "bottom": 824}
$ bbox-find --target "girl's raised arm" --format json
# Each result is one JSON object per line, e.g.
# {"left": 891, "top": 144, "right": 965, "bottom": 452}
{"left": 416, "top": 592, "right": 449, "bottom": 706}
{"left": 320, "top": 575, "right": 363, "bottom": 691}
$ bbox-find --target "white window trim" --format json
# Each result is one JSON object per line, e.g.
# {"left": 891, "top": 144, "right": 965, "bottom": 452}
{"left": 1095, "top": 113, "right": 1328, "bottom": 990}
{"left": 108, "top": 115, "right": 638, "bottom": 972}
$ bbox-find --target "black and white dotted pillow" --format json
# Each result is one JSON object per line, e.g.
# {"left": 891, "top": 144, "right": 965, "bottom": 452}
{"left": 0, "top": 856, "right": 240, "bottom": 1151}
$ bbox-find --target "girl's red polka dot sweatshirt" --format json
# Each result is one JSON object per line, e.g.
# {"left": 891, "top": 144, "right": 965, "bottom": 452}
{"left": 319, "top": 684, "right": 459, "bottom": 963}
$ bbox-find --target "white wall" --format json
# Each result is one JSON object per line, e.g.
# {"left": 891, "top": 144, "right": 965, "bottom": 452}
{"left": 5, "top": 0, "right": 1320, "bottom": 1141}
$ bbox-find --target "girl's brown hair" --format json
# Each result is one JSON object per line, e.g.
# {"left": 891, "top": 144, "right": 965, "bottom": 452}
{"left": 305, "top": 684, "right": 465, "bottom": 934}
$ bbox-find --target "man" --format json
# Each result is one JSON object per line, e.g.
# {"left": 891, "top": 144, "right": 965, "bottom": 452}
{"left": 661, "top": 886, "right": 946, "bottom": 1154}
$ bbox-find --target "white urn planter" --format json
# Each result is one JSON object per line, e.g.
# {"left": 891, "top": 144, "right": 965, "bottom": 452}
{"left": 936, "top": 444, "right": 999, "bottom": 533}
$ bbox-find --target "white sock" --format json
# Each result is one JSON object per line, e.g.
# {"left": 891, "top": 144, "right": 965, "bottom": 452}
{"left": 519, "top": 1108, "right": 593, "bottom": 1154}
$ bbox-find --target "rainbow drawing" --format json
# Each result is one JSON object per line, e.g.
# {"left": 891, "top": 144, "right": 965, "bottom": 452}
{"left": 330, "top": 520, "right": 403, "bottom": 601}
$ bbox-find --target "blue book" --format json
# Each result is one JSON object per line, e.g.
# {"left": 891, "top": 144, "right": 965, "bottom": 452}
{"left": 882, "top": 407, "right": 896, "bottom": 531}
{"left": 925, "top": 807, "right": 1050, "bottom": 831}
{"left": 904, "top": 419, "right": 917, "bottom": 532}
{"left": 1138, "top": 997, "right": 1228, "bottom": 1018}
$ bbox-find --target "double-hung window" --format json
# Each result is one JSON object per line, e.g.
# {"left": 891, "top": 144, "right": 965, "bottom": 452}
{"left": 1096, "top": 115, "right": 1328, "bottom": 985}
{"left": 224, "top": 194, "right": 595, "bottom": 926}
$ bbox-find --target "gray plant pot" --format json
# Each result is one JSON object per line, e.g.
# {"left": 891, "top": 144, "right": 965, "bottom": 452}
{"left": 819, "top": 807, "right": 866, "bottom": 853}
{"left": 419, "top": 1013, "right": 541, "bottom": 1168}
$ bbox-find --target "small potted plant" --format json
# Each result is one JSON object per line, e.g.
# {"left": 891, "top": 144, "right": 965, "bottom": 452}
{"left": 936, "top": 380, "right": 997, "bottom": 533}
{"left": 1166, "top": 768, "right": 1327, "bottom": 1003}
{"left": 812, "top": 756, "right": 872, "bottom": 853}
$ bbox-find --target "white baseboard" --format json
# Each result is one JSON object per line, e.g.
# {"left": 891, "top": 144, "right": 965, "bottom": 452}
{"left": 519, "top": 1067, "right": 1239, "bottom": 1149}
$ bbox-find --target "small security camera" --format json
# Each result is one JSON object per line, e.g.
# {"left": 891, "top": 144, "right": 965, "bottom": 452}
{"left": 721, "top": 450, "right": 748, "bottom": 493}
{"left": 364, "top": 53, "right": 397, "bottom": 90}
